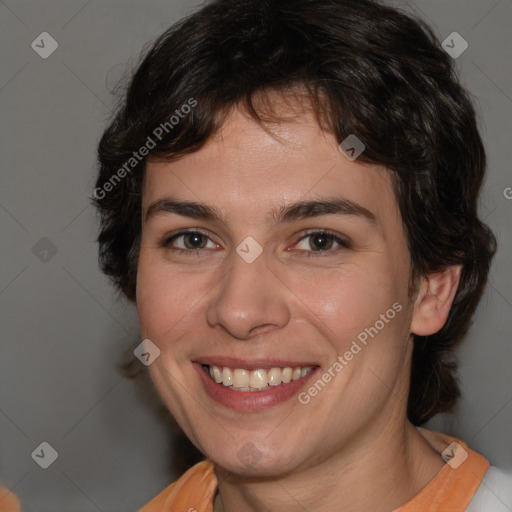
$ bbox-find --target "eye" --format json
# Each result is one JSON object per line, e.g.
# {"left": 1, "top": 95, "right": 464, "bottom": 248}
{"left": 162, "top": 229, "right": 219, "bottom": 255}
{"left": 294, "top": 229, "right": 350, "bottom": 256}
{"left": 161, "top": 228, "right": 350, "bottom": 258}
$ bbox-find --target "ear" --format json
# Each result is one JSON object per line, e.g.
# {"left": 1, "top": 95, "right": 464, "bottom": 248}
{"left": 410, "top": 265, "right": 462, "bottom": 336}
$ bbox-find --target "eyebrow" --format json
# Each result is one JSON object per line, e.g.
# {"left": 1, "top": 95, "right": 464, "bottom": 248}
{"left": 144, "top": 196, "right": 377, "bottom": 227}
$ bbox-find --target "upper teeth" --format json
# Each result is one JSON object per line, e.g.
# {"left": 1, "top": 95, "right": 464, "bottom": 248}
{"left": 207, "top": 365, "right": 314, "bottom": 391}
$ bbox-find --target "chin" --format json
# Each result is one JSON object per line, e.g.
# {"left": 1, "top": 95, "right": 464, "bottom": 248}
{"left": 205, "top": 442, "right": 305, "bottom": 479}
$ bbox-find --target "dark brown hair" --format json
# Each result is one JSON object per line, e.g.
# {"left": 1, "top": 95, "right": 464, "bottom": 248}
{"left": 93, "top": 0, "right": 496, "bottom": 428}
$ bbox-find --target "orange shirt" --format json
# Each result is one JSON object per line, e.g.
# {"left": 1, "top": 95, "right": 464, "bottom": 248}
{"left": 138, "top": 428, "right": 491, "bottom": 512}
{"left": 0, "top": 428, "right": 493, "bottom": 511}
{"left": 0, "top": 484, "right": 21, "bottom": 512}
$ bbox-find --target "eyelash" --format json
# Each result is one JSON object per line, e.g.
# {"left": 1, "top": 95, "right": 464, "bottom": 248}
{"left": 161, "top": 229, "right": 350, "bottom": 258}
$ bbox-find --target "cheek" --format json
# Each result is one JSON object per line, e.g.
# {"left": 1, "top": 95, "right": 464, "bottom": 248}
{"left": 136, "top": 250, "right": 218, "bottom": 346}
{"left": 293, "top": 263, "right": 402, "bottom": 351}
{"left": 136, "top": 252, "right": 190, "bottom": 337}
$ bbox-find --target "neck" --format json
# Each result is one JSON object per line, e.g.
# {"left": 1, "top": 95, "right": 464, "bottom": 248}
{"left": 213, "top": 415, "right": 445, "bottom": 512}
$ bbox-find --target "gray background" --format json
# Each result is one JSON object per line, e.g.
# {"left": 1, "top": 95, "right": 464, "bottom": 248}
{"left": 0, "top": 0, "right": 511, "bottom": 510}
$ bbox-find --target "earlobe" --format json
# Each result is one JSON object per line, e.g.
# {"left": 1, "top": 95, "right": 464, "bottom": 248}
{"left": 410, "top": 265, "right": 463, "bottom": 336}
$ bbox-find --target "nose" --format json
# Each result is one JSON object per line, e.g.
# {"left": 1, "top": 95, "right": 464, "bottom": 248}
{"left": 205, "top": 247, "right": 291, "bottom": 340}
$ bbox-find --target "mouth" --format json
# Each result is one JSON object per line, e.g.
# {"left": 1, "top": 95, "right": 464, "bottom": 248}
{"left": 201, "top": 363, "right": 315, "bottom": 391}
{"left": 193, "top": 359, "right": 320, "bottom": 411}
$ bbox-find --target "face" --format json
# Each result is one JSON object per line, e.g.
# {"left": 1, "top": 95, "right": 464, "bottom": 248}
{"left": 136, "top": 98, "right": 417, "bottom": 477}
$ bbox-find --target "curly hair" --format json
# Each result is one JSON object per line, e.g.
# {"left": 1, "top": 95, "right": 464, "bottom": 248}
{"left": 93, "top": 0, "right": 496, "bottom": 426}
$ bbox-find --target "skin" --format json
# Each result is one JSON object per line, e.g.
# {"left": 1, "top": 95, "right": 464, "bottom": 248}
{"left": 136, "top": 93, "right": 461, "bottom": 512}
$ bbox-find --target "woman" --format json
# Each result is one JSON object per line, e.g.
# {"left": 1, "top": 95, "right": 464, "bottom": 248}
{"left": 91, "top": 0, "right": 510, "bottom": 510}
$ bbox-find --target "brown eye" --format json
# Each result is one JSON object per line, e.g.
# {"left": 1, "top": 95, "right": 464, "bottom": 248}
{"left": 295, "top": 230, "right": 350, "bottom": 256}
{"left": 181, "top": 232, "right": 208, "bottom": 249}
{"left": 162, "top": 230, "right": 218, "bottom": 254}
{"left": 308, "top": 233, "right": 335, "bottom": 251}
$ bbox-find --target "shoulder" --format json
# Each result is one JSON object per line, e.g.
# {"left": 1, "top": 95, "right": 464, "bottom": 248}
{"left": 138, "top": 459, "right": 217, "bottom": 512}
{"left": 0, "top": 483, "right": 21, "bottom": 512}
{"left": 466, "top": 466, "right": 512, "bottom": 512}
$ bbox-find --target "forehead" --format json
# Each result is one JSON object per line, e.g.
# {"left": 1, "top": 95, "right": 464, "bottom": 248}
{"left": 143, "top": 103, "right": 399, "bottom": 232}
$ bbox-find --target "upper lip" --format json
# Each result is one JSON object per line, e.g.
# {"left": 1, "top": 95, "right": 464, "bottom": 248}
{"left": 194, "top": 356, "right": 319, "bottom": 370}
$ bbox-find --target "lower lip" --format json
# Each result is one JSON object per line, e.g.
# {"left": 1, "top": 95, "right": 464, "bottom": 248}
{"left": 193, "top": 363, "right": 319, "bottom": 411}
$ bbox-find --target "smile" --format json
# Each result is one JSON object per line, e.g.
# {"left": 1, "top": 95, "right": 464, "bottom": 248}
{"left": 194, "top": 360, "right": 320, "bottom": 411}
{"left": 203, "top": 364, "right": 315, "bottom": 391}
